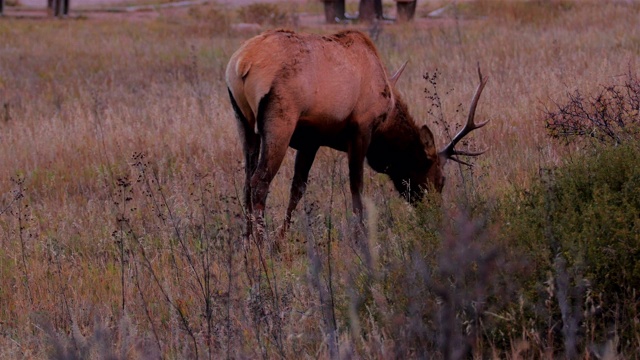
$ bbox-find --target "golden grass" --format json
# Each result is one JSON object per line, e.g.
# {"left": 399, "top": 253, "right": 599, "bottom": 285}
{"left": 0, "top": 1, "right": 639, "bottom": 357}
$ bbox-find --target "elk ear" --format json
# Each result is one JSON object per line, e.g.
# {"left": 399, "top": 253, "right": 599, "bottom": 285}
{"left": 419, "top": 125, "right": 438, "bottom": 158}
{"left": 389, "top": 60, "right": 408, "bottom": 87}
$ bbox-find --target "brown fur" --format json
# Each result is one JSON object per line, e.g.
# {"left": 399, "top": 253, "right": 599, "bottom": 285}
{"left": 226, "top": 29, "right": 444, "bottom": 240}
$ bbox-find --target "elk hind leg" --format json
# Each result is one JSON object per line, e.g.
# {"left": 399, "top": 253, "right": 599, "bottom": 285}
{"left": 251, "top": 97, "right": 297, "bottom": 247}
{"left": 243, "top": 133, "right": 260, "bottom": 238}
{"left": 228, "top": 88, "right": 259, "bottom": 239}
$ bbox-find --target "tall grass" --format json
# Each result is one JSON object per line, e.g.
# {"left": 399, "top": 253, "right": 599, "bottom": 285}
{"left": 0, "top": 1, "right": 639, "bottom": 358}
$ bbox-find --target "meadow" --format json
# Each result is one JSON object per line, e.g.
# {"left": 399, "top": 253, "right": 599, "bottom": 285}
{"left": 0, "top": 1, "right": 639, "bottom": 358}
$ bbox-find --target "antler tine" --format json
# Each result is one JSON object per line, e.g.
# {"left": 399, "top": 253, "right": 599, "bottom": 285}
{"left": 467, "top": 64, "right": 489, "bottom": 130}
{"left": 449, "top": 149, "right": 487, "bottom": 167}
{"left": 390, "top": 60, "right": 408, "bottom": 86}
{"left": 452, "top": 148, "right": 487, "bottom": 157}
{"left": 449, "top": 156, "right": 474, "bottom": 167}
{"left": 439, "top": 64, "right": 489, "bottom": 163}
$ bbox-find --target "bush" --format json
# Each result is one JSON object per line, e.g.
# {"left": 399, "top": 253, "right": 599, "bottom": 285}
{"left": 443, "top": 0, "right": 574, "bottom": 25}
{"left": 188, "top": 5, "right": 230, "bottom": 31}
{"left": 236, "top": 3, "right": 290, "bottom": 27}
{"left": 502, "top": 143, "right": 640, "bottom": 351}
{"left": 545, "top": 69, "right": 640, "bottom": 146}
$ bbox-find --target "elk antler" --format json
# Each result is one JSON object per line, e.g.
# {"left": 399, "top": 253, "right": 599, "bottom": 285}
{"left": 438, "top": 64, "right": 489, "bottom": 166}
{"left": 390, "top": 60, "right": 408, "bottom": 86}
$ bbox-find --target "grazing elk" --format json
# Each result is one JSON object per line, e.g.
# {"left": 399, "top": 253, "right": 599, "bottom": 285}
{"left": 226, "top": 29, "right": 488, "bottom": 240}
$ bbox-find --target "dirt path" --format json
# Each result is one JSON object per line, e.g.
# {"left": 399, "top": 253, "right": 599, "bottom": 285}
{"left": 8, "top": 0, "right": 313, "bottom": 21}
{"left": 20, "top": 0, "right": 124, "bottom": 7}
{"left": 8, "top": 0, "right": 453, "bottom": 31}
{"left": 19, "top": 0, "right": 320, "bottom": 9}
{"left": 217, "top": 0, "right": 308, "bottom": 6}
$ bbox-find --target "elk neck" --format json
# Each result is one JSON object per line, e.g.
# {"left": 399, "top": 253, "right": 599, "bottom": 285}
{"left": 366, "top": 95, "right": 432, "bottom": 193}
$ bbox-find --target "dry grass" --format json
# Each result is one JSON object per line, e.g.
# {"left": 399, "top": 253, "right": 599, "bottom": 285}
{"left": 0, "top": 1, "right": 639, "bottom": 358}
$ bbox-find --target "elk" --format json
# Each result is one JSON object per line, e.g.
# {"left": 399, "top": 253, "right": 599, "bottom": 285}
{"left": 226, "top": 29, "right": 488, "bottom": 240}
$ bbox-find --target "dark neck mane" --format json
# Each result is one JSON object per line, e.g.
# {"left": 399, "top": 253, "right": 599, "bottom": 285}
{"left": 366, "top": 95, "right": 430, "bottom": 192}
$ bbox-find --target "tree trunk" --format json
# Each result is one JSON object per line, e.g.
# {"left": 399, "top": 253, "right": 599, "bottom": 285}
{"left": 49, "top": 0, "right": 69, "bottom": 17}
{"left": 359, "top": 0, "right": 382, "bottom": 22}
{"left": 323, "top": 0, "right": 345, "bottom": 23}
{"left": 50, "top": 0, "right": 59, "bottom": 16}
{"left": 397, "top": 1, "right": 417, "bottom": 22}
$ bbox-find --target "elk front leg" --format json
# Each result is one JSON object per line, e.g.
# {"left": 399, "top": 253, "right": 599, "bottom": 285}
{"left": 347, "top": 134, "right": 370, "bottom": 221}
{"left": 280, "top": 146, "right": 319, "bottom": 238}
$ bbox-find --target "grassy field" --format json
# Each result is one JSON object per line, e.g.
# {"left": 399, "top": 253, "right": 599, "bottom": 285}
{"left": 0, "top": 1, "right": 639, "bottom": 358}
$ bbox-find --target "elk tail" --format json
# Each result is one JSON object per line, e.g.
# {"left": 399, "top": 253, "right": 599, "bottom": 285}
{"left": 228, "top": 87, "right": 254, "bottom": 135}
{"left": 255, "top": 90, "right": 273, "bottom": 136}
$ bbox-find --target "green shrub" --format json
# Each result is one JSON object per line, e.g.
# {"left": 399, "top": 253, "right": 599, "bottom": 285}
{"left": 502, "top": 142, "right": 640, "bottom": 349}
{"left": 187, "top": 5, "right": 231, "bottom": 34}
{"left": 445, "top": 0, "right": 574, "bottom": 25}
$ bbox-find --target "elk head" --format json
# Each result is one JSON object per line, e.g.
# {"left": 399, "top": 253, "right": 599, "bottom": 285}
{"left": 396, "top": 65, "right": 489, "bottom": 203}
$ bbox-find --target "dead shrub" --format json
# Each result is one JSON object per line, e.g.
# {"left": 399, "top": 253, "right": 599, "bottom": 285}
{"left": 545, "top": 69, "right": 640, "bottom": 146}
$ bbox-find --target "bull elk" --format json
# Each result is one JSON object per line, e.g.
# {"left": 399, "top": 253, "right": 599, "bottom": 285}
{"left": 226, "top": 29, "right": 488, "bottom": 240}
